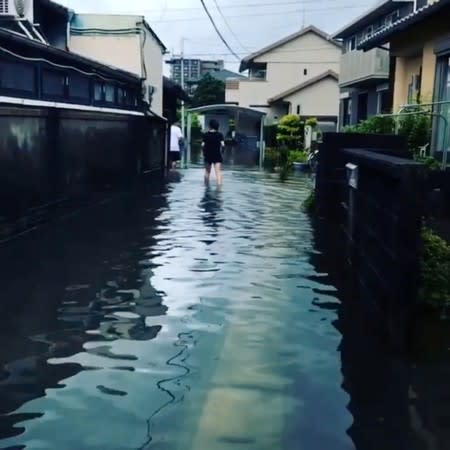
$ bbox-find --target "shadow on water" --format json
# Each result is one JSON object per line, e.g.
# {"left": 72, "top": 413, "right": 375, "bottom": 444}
{"left": 310, "top": 217, "right": 450, "bottom": 450}
{"left": 0, "top": 180, "right": 170, "bottom": 444}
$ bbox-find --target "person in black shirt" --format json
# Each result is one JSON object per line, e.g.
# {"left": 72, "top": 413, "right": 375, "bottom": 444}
{"left": 202, "top": 119, "right": 224, "bottom": 185}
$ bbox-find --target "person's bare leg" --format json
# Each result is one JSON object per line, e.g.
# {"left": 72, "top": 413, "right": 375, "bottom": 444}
{"left": 214, "top": 163, "right": 223, "bottom": 185}
{"left": 204, "top": 164, "right": 212, "bottom": 184}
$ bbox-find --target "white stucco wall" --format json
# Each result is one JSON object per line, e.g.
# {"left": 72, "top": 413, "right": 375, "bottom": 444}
{"left": 70, "top": 34, "right": 143, "bottom": 75}
{"left": 141, "top": 31, "right": 164, "bottom": 116}
{"left": 283, "top": 77, "right": 339, "bottom": 117}
{"left": 257, "top": 31, "right": 341, "bottom": 89}
{"left": 69, "top": 14, "right": 164, "bottom": 116}
{"left": 226, "top": 30, "right": 341, "bottom": 120}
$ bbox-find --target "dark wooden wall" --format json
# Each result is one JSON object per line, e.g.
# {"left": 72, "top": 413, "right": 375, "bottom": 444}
{"left": 0, "top": 105, "right": 166, "bottom": 240}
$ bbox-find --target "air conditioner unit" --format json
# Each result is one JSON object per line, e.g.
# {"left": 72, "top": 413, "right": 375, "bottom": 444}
{"left": 0, "top": 0, "right": 33, "bottom": 22}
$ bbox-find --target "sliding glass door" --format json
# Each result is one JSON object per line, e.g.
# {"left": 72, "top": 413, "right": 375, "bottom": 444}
{"left": 433, "top": 55, "right": 450, "bottom": 153}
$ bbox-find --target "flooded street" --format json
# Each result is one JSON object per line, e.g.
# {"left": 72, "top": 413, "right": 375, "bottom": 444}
{"left": 0, "top": 168, "right": 445, "bottom": 450}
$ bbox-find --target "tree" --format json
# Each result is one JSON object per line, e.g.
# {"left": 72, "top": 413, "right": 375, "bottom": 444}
{"left": 276, "top": 114, "right": 304, "bottom": 150}
{"left": 191, "top": 73, "right": 225, "bottom": 107}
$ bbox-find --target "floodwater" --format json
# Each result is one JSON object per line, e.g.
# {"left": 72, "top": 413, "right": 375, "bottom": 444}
{"left": 0, "top": 169, "right": 448, "bottom": 450}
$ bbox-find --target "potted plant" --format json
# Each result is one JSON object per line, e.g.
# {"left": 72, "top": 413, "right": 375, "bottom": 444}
{"left": 289, "top": 150, "right": 309, "bottom": 172}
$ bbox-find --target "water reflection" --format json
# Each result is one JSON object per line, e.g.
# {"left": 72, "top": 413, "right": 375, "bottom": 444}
{"left": 2, "top": 169, "right": 446, "bottom": 450}
{"left": 199, "top": 186, "right": 223, "bottom": 237}
{"left": 310, "top": 217, "right": 450, "bottom": 450}
{"left": 0, "top": 181, "right": 170, "bottom": 447}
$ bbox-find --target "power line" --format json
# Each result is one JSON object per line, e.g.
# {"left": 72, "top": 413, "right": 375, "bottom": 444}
{"left": 150, "top": 5, "right": 372, "bottom": 23}
{"left": 199, "top": 0, "right": 240, "bottom": 60}
{"left": 116, "top": 0, "right": 365, "bottom": 14}
{"left": 212, "top": 0, "right": 250, "bottom": 52}
{"left": 170, "top": 46, "right": 341, "bottom": 57}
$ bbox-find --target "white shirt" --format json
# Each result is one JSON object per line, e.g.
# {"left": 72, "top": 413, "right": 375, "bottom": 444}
{"left": 170, "top": 125, "right": 183, "bottom": 152}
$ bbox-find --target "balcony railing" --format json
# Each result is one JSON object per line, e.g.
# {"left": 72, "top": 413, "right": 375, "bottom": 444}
{"left": 339, "top": 48, "right": 389, "bottom": 87}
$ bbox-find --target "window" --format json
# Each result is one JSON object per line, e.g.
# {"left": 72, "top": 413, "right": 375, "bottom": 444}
{"left": 366, "top": 26, "right": 373, "bottom": 39}
{"left": 357, "top": 92, "right": 368, "bottom": 122}
{"left": 407, "top": 70, "right": 421, "bottom": 104}
{"left": 303, "top": 68, "right": 308, "bottom": 76}
{"left": 104, "top": 84, "right": 115, "bottom": 103}
{"left": 342, "top": 97, "right": 352, "bottom": 127}
{"left": 117, "top": 87, "right": 125, "bottom": 105}
{"left": 433, "top": 56, "right": 450, "bottom": 151}
{"left": 94, "top": 82, "right": 103, "bottom": 102}
{"left": 377, "top": 87, "right": 391, "bottom": 114}
{"left": 0, "top": 60, "right": 36, "bottom": 94}
{"left": 42, "top": 70, "right": 65, "bottom": 99}
{"left": 68, "top": 73, "right": 90, "bottom": 102}
{"left": 296, "top": 105, "right": 301, "bottom": 115}
{"left": 249, "top": 63, "right": 267, "bottom": 80}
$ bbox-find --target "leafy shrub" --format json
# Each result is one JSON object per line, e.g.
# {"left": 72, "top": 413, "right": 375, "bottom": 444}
{"left": 399, "top": 113, "right": 431, "bottom": 154}
{"left": 263, "top": 147, "right": 278, "bottom": 171}
{"left": 288, "top": 150, "right": 308, "bottom": 165}
{"left": 276, "top": 114, "right": 304, "bottom": 149}
{"left": 303, "top": 189, "right": 316, "bottom": 214}
{"left": 344, "top": 115, "right": 395, "bottom": 135}
{"left": 305, "top": 117, "right": 318, "bottom": 128}
{"left": 420, "top": 227, "right": 450, "bottom": 309}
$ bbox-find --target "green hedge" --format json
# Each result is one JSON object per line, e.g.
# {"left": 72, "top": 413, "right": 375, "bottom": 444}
{"left": 420, "top": 227, "right": 450, "bottom": 309}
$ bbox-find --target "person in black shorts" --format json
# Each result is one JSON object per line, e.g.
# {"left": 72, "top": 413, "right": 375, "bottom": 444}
{"left": 202, "top": 119, "right": 224, "bottom": 185}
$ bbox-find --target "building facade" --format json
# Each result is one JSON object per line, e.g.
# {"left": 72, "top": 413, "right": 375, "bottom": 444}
{"left": 225, "top": 26, "right": 342, "bottom": 125}
{"left": 333, "top": 0, "right": 433, "bottom": 128}
{"left": 167, "top": 58, "right": 224, "bottom": 92}
{"left": 0, "top": 1, "right": 144, "bottom": 113}
{"left": 359, "top": 0, "right": 450, "bottom": 153}
{"left": 69, "top": 14, "right": 167, "bottom": 117}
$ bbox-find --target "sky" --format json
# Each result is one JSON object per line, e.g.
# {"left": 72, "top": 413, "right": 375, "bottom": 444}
{"left": 59, "top": 0, "right": 378, "bottom": 73}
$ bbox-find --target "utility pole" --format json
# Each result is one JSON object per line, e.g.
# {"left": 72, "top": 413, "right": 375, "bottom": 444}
{"left": 180, "top": 38, "right": 186, "bottom": 138}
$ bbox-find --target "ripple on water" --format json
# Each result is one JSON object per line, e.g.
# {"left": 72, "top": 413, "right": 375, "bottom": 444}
{"left": 0, "top": 169, "right": 354, "bottom": 450}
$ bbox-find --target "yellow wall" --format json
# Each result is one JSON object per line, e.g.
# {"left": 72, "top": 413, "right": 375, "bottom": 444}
{"left": 393, "top": 56, "right": 422, "bottom": 111}
{"left": 390, "top": 6, "right": 450, "bottom": 111}
{"left": 421, "top": 41, "right": 437, "bottom": 102}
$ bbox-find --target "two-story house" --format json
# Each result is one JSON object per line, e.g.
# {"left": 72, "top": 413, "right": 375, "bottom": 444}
{"left": 225, "top": 26, "right": 342, "bottom": 126}
{"left": 333, "top": 0, "right": 420, "bottom": 127}
{"left": 69, "top": 14, "right": 167, "bottom": 117}
{"left": 358, "top": 0, "right": 450, "bottom": 153}
{"left": 0, "top": 0, "right": 144, "bottom": 113}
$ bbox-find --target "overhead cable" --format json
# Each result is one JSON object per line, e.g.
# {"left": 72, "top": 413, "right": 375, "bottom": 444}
{"left": 212, "top": 0, "right": 249, "bottom": 52}
{"left": 199, "top": 0, "right": 240, "bottom": 60}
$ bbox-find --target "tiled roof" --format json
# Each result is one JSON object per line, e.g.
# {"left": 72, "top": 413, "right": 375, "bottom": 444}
{"left": 359, "top": 0, "right": 450, "bottom": 50}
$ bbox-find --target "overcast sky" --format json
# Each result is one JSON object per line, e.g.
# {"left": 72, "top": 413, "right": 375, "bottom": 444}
{"left": 59, "top": 0, "right": 377, "bottom": 73}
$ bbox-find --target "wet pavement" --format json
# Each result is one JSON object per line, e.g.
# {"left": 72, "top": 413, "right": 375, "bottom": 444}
{"left": 0, "top": 168, "right": 448, "bottom": 450}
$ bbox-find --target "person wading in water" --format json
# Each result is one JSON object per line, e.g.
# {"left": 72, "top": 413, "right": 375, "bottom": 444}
{"left": 202, "top": 119, "right": 224, "bottom": 185}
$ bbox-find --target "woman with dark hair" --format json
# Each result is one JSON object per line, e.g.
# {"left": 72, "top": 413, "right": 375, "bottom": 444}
{"left": 202, "top": 119, "right": 224, "bottom": 185}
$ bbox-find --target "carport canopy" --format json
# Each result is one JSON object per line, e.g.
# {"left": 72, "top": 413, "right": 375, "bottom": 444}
{"left": 186, "top": 104, "right": 267, "bottom": 168}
